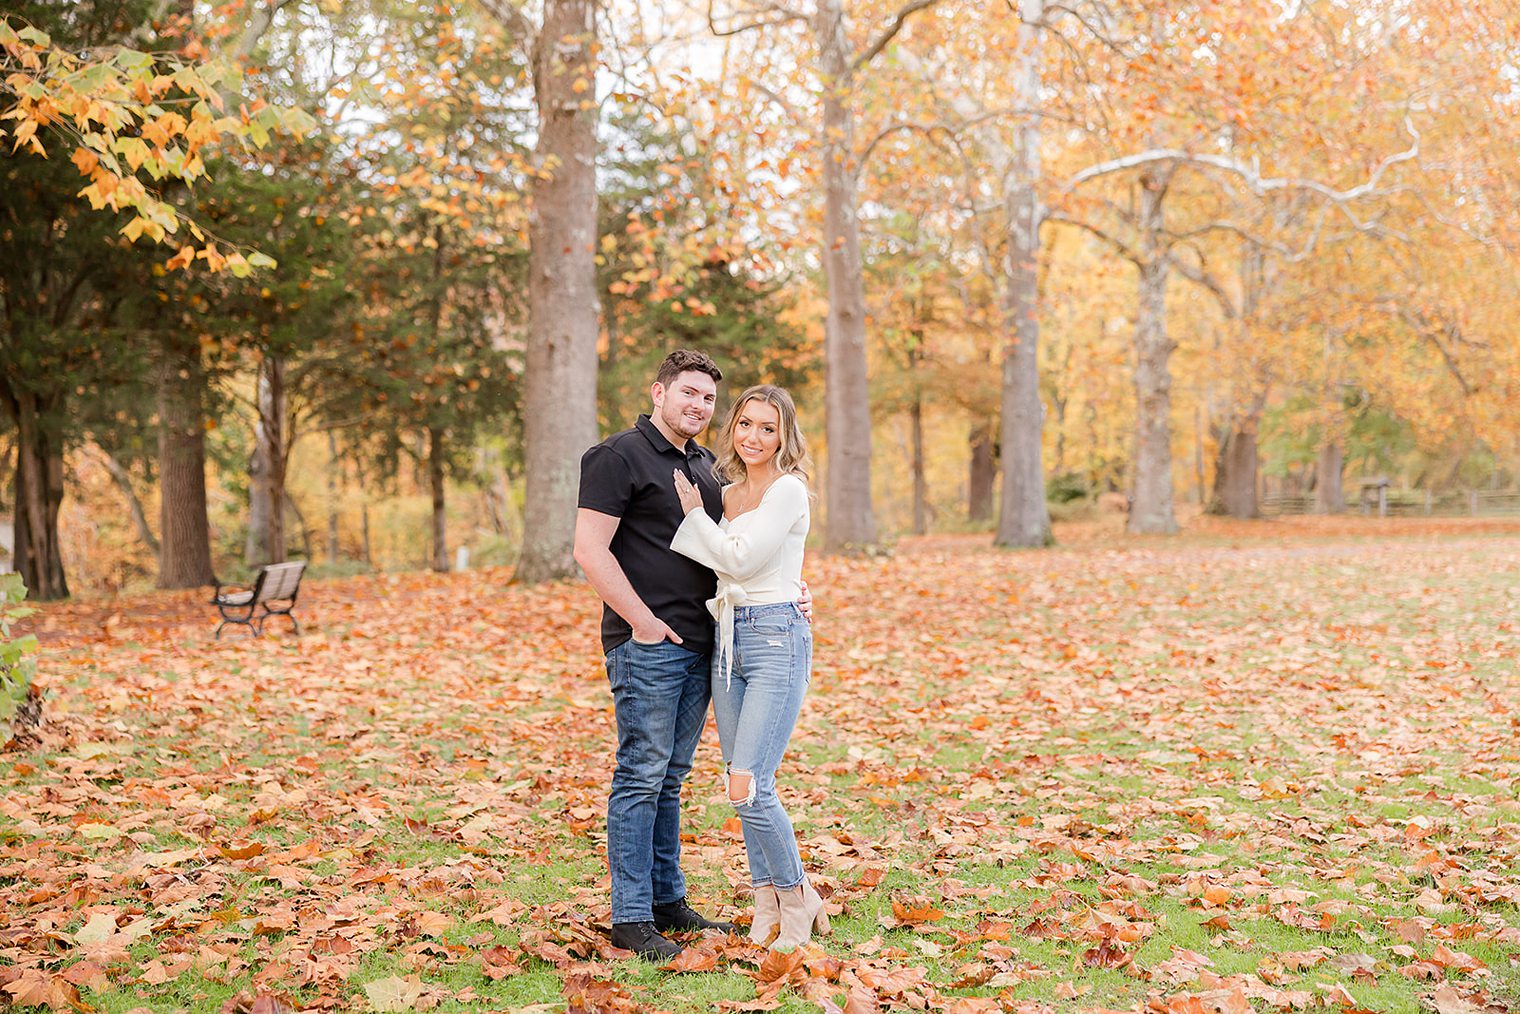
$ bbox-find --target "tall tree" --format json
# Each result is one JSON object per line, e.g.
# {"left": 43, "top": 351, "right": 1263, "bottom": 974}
{"left": 513, "top": 0, "right": 600, "bottom": 582}
{"left": 710, "top": 0, "right": 947, "bottom": 552}
{"left": 993, "top": 0, "right": 1053, "bottom": 547}
{"left": 2, "top": 3, "right": 311, "bottom": 595}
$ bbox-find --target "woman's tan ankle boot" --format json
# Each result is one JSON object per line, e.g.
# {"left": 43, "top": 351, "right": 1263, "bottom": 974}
{"left": 771, "top": 879, "right": 830, "bottom": 950}
{"left": 748, "top": 885, "right": 781, "bottom": 945}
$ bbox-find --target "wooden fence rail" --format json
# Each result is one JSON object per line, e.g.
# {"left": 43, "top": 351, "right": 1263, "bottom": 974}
{"left": 1260, "top": 490, "right": 1520, "bottom": 518}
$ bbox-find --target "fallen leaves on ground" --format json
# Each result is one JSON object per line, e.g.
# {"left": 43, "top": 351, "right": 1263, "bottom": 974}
{"left": 6, "top": 520, "right": 1520, "bottom": 1011}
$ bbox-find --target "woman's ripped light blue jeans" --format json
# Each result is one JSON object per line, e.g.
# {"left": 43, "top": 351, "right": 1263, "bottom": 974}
{"left": 710, "top": 601, "right": 812, "bottom": 890}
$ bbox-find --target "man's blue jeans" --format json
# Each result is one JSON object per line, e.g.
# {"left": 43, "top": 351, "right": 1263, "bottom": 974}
{"left": 604, "top": 638, "right": 712, "bottom": 924}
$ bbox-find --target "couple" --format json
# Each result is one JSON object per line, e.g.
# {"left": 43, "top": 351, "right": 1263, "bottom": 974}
{"left": 573, "top": 349, "right": 828, "bottom": 960}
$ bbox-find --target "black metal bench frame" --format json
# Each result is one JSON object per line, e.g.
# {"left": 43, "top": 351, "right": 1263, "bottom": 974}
{"left": 211, "top": 560, "right": 307, "bottom": 639}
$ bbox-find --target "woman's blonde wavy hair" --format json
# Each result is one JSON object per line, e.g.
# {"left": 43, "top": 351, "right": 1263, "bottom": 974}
{"left": 714, "top": 384, "right": 812, "bottom": 486}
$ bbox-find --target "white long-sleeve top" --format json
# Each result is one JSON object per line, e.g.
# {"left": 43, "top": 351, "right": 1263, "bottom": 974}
{"left": 670, "top": 473, "right": 810, "bottom": 685}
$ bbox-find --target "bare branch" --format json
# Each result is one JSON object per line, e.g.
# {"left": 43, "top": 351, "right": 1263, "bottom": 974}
{"left": 1166, "top": 248, "right": 1237, "bottom": 319}
{"left": 852, "top": 0, "right": 944, "bottom": 71}
{"left": 743, "top": 76, "right": 806, "bottom": 127}
{"left": 1044, "top": 211, "right": 1141, "bottom": 265}
{"left": 855, "top": 119, "right": 959, "bottom": 173}
{"left": 1378, "top": 302, "right": 1479, "bottom": 396}
{"left": 93, "top": 448, "right": 160, "bottom": 558}
{"left": 1165, "top": 220, "right": 1305, "bottom": 260}
{"left": 1064, "top": 120, "right": 1420, "bottom": 204}
{"left": 707, "top": 1, "right": 808, "bottom": 37}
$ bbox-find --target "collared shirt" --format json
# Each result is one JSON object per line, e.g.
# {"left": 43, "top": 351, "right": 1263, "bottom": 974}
{"left": 578, "top": 414, "right": 724, "bottom": 654}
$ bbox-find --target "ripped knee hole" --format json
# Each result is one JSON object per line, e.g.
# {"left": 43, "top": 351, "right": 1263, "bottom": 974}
{"left": 726, "top": 769, "right": 756, "bottom": 807}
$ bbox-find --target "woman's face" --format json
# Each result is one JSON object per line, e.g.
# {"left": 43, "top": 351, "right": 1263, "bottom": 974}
{"left": 733, "top": 399, "right": 782, "bottom": 471}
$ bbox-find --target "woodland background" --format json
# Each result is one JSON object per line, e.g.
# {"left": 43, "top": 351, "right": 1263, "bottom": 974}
{"left": 5, "top": 5, "right": 1520, "bottom": 1013}
{"left": 1, "top": 0, "right": 1518, "bottom": 599}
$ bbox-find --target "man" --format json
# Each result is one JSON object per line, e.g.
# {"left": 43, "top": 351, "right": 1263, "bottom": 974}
{"left": 573, "top": 349, "right": 732, "bottom": 960}
{"left": 574, "top": 350, "right": 807, "bottom": 960}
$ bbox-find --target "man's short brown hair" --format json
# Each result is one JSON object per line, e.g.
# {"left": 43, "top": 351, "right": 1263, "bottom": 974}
{"left": 656, "top": 349, "right": 723, "bottom": 388}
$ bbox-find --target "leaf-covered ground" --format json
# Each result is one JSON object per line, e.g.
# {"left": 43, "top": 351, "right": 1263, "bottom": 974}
{"left": 5, "top": 518, "right": 1520, "bottom": 1014}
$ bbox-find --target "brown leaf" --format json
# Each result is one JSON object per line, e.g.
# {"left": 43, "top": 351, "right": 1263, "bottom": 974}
{"left": 1428, "top": 985, "right": 1481, "bottom": 1014}
{"left": 840, "top": 986, "right": 879, "bottom": 1014}
{"left": 888, "top": 894, "right": 944, "bottom": 925}
{"left": 219, "top": 841, "right": 266, "bottom": 860}
{"left": 662, "top": 946, "right": 719, "bottom": 973}
{"left": 478, "top": 946, "right": 522, "bottom": 980}
{"left": 757, "top": 947, "right": 806, "bottom": 983}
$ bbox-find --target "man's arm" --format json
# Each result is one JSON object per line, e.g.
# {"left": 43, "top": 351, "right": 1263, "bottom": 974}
{"left": 573, "top": 508, "right": 683, "bottom": 644}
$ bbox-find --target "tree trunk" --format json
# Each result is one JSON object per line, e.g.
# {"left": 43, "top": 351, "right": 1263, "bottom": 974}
{"left": 1206, "top": 424, "right": 1259, "bottom": 518}
{"left": 245, "top": 354, "right": 287, "bottom": 567}
{"left": 327, "top": 429, "right": 341, "bottom": 561}
{"left": 157, "top": 341, "right": 216, "bottom": 588}
{"left": 968, "top": 422, "right": 996, "bottom": 524}
{"left": 10, "top": 393, "right": 68, "bottom": 600}
{"left": 1315, "top": 441, "right": 1346, "bottom": 513}
{"left": 994, "top": 0, "right": 1052, "bottom": 548}
{"left": 479, "top": 444, "right": 510, "bottom": 537}
{"left": 816, "top": 0, "right": 876, "bottom": 552}
{"left": 909, "top": 396, "right": 928, "bottom": 535}
{"left": 1193, "top": 404, "right": 1207, "bottom": 505}
{"left": 99, "top": 449, "right": 160, "bottom": 559}
{"left": 428, "top": 425, "right": 448, "bottom": 572}
{"left": 1127, "top": 171, "right": 1179, "bottom": 535}
{"left": 517, "top": 0, "right": 600, "bottom": 583}
{"left": 357, "top": 461, "right": 373, "bottom": 568}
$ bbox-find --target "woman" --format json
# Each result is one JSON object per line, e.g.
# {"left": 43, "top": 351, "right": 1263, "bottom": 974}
{"left": 669, "top": 384, "right": 827, "bottom": 951}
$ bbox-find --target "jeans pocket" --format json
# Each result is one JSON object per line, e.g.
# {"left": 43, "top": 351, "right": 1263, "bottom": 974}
{"left": 747, "top": 611, "right": 795, "bottom": 637}
{"left": 605, "top": 646, "right": 625, "bottom": 692}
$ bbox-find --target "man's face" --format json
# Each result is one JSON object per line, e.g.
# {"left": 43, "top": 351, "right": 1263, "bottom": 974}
{"left": 652, "top": 370, "right": 718, "bottom": 440}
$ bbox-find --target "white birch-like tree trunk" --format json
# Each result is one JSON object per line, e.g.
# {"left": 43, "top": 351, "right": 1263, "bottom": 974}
{"left": 995, "top": 0, "right": 1052, "bottom": 547}
{"left": 1127, "top": 168, "right": 1179, "bottom": 534}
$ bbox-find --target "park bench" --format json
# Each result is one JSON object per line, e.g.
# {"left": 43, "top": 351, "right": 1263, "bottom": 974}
{"left": 211, "top": 560, "right": 307, "bottom": 639}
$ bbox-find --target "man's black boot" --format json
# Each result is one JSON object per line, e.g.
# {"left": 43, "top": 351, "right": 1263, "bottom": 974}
{"left": 652, "top": 898, "right": 736, "bottom": 934}
{"left": 610, "top": 921, "right": 683, "bottom": 960}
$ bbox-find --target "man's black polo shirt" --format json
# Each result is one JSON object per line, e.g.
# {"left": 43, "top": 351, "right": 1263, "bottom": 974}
{"left": 578, "top": 414, "right": 724, "bottom": 654}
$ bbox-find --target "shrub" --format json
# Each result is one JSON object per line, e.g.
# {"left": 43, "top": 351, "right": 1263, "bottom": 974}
{"left": 0, "top": 573, "right": 39, "bottom": 745}
{"left": 1046, "top": 471, "right": 1091, "bottom": 504}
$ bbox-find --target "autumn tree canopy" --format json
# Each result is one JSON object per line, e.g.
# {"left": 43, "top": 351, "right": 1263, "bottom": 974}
{"left": 2, "top": 0, "right": 1518, "bottom": 597}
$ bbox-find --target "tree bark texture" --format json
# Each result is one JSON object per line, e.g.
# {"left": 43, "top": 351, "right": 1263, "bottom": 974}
{"left": 428, "top": 425, "right": 448, "bottom": 572}
{"left": 517, "top": 0, "right": 600, "bottom": 583}
{"left": 909, "top": 397, "right": 928, "bottom": 535}
{"left": 245, "top": 354, "right": 287, "bottom": 567}
{"left": 357, "top": 461, "right": 373, "bottom": 567}
{"left": 815, "top": 0, "right": 876, "bottom": 552}
{"left": 1127, "top": 171, "right": 1179, "bottom": 535}
{"left": 1206, "top": 424, "right": 1259, "bottom": 518}
{"left": 968, "top": 422, "right": 996, "bottom": 524}
{"left": 1315, "top": 441, "right": 1346, "bottom": 513}
{"left": 994, "top": 0, "right": 1052, "bottom": 548}
{"left": 9, "top": 392, "right": 69, "bottom": 600}
{"left": 327, "top": 430, "right": 341, "bottom": 561}
{"left": 156, "top": 340, "right": 216, "bottom": 588}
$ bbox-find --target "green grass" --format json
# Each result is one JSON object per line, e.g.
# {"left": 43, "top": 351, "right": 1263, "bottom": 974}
{"left": 8, "top": 529, "right": 1520, "bottom": 1011}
